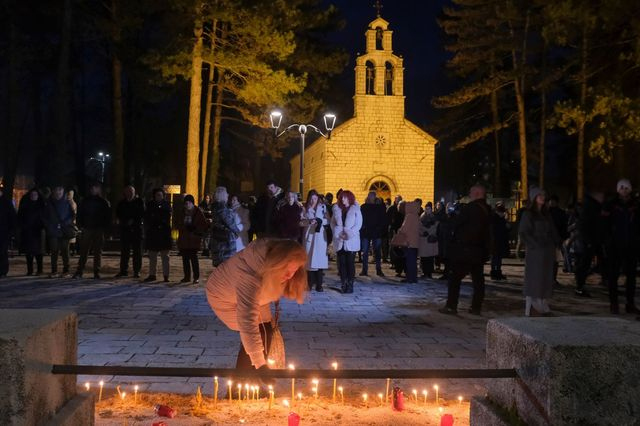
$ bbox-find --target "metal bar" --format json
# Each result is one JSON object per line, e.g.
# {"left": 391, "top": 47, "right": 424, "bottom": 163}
{"left": 52, "top": 365, "right": 517, "bottom": 379}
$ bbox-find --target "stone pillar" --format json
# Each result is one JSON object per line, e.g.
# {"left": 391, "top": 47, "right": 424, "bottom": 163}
{"left": 471, "top": 317, "right": 640, "bottom": 426}
{"left": 0, "top": 309, "right": 94, "bottom": 425}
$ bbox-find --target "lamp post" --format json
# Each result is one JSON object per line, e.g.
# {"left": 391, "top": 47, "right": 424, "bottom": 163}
{"left": 270, "top": 111, "right": 336, "bottom": 198}
{"left": 89, "top": 152, "right": 110, "bottom": 183}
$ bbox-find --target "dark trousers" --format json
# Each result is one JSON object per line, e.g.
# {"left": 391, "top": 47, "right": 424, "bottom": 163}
{"left": 490, "top": 255, "right": 503, "bottom": 272}
{"left": 608, "top": 250, "right": 637, "bottom": 308}
{"left": 180, "top": 249, "right": 200, "bottom": 280}
{"left": 361, "top": 237, "right": 382, "bottom": 274}
{"left": 403, "top": 247, "right": 418, "bottom": 282}
{"left": 307, "top": 270, "right": 324, "bottom": 289}
{"left": 391, "top": 246, "right": 405, "bottom": 274}
{"left": 26, "top": 254, "right": 43, "bottom": 274}
{"left": 235, "top": 321, "right": 274, "bottom": 370}
{"left": 382, "top": 235, "right": 390, "bottom": 262}
{"left": 0, "top": 238, "right": 9, "bottom": 276}
{"left": 77, "top": 229, "right": 105, "bottom": 274}
{"left": 420, "top": 256, "right": 435, "bottom": 277}
{"left": 446, "top": 261, "right": 485, "bottom": 310}
{"left": 337, "top": 249, "right": 356, "bottom": 283}
{"left": 119, "top": 233, "right": 142, "bottom": 274}
{"left": 575, "top": 246, "right": 596, "bottom": 290}
{"left": 49, "top": 236, "right": 70, "bottom": 273}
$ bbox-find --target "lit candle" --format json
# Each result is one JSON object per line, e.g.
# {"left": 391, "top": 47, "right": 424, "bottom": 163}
{"left": 434, "top": 384, "right": 439, "bottom": 405}
{"left": 412, "top": 389, "right": 418, "bottom": 402}
{"left": 385, "top": 378, "right": 390, "bottom": 403}
{"left": 362, "top": 393, "right": 368, "bottom": 407}
{"left": 297, "top": 392, "right": 303, "bottom": 401}
{"left": 98, "top": 381, "right": 104, "bottom": 402}
{"left": 312, "top": 379, "right": 319, "bottom": 399}
{"left": 245, "top": 383, "right": 250, "bottom": 401}
{"left": 134, "top": 385, "right": 139, "bottom": 404}
{"left": 228, "top": 380, "right": 233, "bottom": 402}
{"left": 268, "top": 385, "right": 274, "bottom": 410}
{"left": 288, "top": 364, "right": 295, "bottom": 404}
{"left": 237, "top": 384, "right": 242, "bottom": 402}
{"left": 283, "top": 399, "right": 290, "bottom": 409}
{"left": 378, "top": 393, "right": 384, "bottom": 406}
{"left": 121, "top": 392, "right": 126, "bottom": 402}
{"left": 423, "top": 390, "right": 428, "bottom": 405}
{"left": 458, "top": 395, "right": 463, "bottom": 405}
{"left": 338, "top": 386, "right": 344, "bottom": 404}
{"left": 84, "top": 382, "right": 90, "bottom": 391}
{"left": 331, "top": 362, "right": 338, "bottom": 403}
{"left": 214, "top": 376, "right": 218, "bottom": 405}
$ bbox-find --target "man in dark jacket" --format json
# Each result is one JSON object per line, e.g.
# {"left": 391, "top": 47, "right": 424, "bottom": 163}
{"left": 144, "top": 188, "right": 173, "bottom": 282}
{"left": 548, "top": 195, "right": 568, "bottom": 283}
{"left": 440, "top": 185, "right": 491, "bottom": 315}
{"left": 0, "top": 187, "right": 17, "bottom": 278}
{"left": 115, "top": 185, "right": 145, "bottom": 278}
{"left": 574, "top": 190, "right": 605, "bottom": 297}
{"left": 360, "top": 191, "right": 387, "bottom": 276}
{"left": 73, "top": 183, "right": 111, "bottom": 279}
{"left": 43, "top": 186, "right": 75, "bottom": 277}
{"left": 603, "top": 179, "right": 640, "bottom": 314}
{"left": 253, "top": 180, "right": 284, "bottom": 237}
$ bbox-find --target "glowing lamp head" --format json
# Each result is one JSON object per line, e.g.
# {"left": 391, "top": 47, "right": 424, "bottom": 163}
{"left": 323, "top": 113, "right": 337, "bottom": 131}
{"left": 270, "top": 110, "right": 283, "bottom": 129}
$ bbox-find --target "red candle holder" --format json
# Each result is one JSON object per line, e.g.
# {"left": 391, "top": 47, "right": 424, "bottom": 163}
{"left": 440, "top": 413, "right": 454, "bottom": 426}
{"left": 288, "top": 411, "right": 301, "bottom": 426}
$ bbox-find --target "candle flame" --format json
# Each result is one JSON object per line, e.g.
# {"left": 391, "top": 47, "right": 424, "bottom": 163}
{"left": 312, "top": 379, "right": 319, "bottom": 385}
{"left": 439, "top": 407, "right": 444, "bottom": 413}
{"left": 363, "top": 393, "right": 368, "bottom": 401}
{"left": 134, "top": 385, "right": 139, "bottom": 391}
{"left": 412, "top": 389, "right": 417, "bottom": 395}
{"left": 332, "top": 362, "right": 338, "bottom": 369}
{"left": 378, "top": 393, "right": 383, "bottom": 400}
{"left": 422, "top": 390, "right": 428, "bottom": 396}
{"left": 228, "top": 380, "right": 233, "bottom": 386}
{"left": 121, "top": 392, "right": 126, "bottom": 400}
{"left": 434, "top": 384, "right": 439, "bottom": 390}
{"left": 283, "top": 399, "right": 290, "bottom": 408}
{"left": 99, "top": 380, "right": 104, "bottom": 386}
{"left": 268, "top": 385, "right": 273, "bottom": 390}
{"left": 214, "top": 376, "right": 218, "bottom": 380}
{"left": 84, "top": 382, "right": 90, "bottom": 391}
{"left": 288, "top": 363, "right": 295, "bottom": 370}
{"left": 268, "top": 359, "right": 275, "bottom": 366}
{"left": 297, "top": 392, "right": 303, "bottom": 400}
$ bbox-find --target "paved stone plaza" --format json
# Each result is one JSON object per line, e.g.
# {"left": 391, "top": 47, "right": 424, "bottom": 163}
{"left": 0, "top": 251, "right": 628, "bottom": 401}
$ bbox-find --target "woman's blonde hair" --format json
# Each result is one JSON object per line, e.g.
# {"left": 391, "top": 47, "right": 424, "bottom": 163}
{"left": 262, "top": 239, "right": 308, "bottom": 304}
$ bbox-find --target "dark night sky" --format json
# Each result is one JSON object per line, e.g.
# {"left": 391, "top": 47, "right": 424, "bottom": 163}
{"left": 324, "top": 0, "right": 450, "bottom": 127}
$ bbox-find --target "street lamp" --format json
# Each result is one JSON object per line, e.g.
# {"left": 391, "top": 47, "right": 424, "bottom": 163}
{"left": 90, "top": 152, "right": 110, "bottom": 183}
{"left": 270, "top": 110, "right": 336, "bottom": 198}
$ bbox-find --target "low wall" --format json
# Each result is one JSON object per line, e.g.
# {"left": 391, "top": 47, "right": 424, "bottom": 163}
{"left": 0, "top": 309, "right": 94, "bottom": 425}
{"left": 471, "top": 317, "right": 640, "bottom": 426}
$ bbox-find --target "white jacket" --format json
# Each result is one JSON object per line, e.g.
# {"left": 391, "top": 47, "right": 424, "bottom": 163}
{"left": 331, "top": 203, "right": 362, "bottom": 252}
{"left": 205, "top": 239, "right": 280, "bottom": 368}
{"left": 233, "top": 205, "right": 251, "bottom": 251}
{"left": 302, "top": 203, "right": 329, "bottom": 270}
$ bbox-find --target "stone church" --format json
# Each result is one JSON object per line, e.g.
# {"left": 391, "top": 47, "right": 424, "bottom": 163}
{"left": 290, "top": 14, "right": 437, "bottom": 203}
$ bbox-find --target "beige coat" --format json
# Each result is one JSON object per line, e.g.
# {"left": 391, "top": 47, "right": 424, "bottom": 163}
{"left": 205, "top": 239, "right": 281, "bottom": 368}
{"left": 397, "top": 201, "right": 421, "bottom": 248}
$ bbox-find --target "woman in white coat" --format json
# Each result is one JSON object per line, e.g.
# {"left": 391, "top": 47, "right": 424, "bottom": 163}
{"left": 418, "top": 202, "right": 439, "bottom": 278}
{"left": 331, "top": 190, "right": 362, "bottom": 294}
{"left": 302, "top": 189, "right": 329, "bottom": 292}
{"left": 230, "top": 194, "right": 251, "bottom": 251}
{"left": 205, "top": 239, "right": 308, "bottom": 371}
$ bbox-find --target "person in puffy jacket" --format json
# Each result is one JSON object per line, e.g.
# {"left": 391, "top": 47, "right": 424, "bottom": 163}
{"left": 205, "top": 239, "right": 307, "bottom": 371}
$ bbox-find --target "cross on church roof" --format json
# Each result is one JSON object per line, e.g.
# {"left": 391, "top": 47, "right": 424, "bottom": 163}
{"left": 373, "top": 0, "right": 383, "bottom": 17}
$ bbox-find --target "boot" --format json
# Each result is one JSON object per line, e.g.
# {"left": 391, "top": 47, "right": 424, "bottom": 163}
{"left": 344, "top": 280, "right": 354, "bottom": 294}
{"left": 315, "top": 270, "right": 324, "bottom": 292}
{"left": 307, "top": 271, "right": 315, "bottom": 291}
{"left": 341, "top": 279, "right": 348, "bottom": 293}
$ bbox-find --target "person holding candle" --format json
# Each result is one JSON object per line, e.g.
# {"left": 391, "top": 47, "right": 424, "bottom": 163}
{"left": 301, "top": 190, "right": 329, "bottom": 292}
{"left": 205, "top": 238, "right": 308, "bottom": 375}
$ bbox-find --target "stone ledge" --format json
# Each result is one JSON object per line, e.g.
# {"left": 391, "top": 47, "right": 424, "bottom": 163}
{"left": 469, "top": 396, "right": 514, "bottom": 426}
{"left": 43, "top": 393, "right": 95, "bottom": 426}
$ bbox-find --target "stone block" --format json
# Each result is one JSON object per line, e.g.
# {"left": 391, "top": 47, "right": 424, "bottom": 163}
{"left": 469, "top": 396, "right": 511, "bottom": 426}
{"left": 486, "top": 317, "right": 640, "bottom": 426}
{"left": 43, "top": 393, "right": 94, "bottom": 426}
{"left": 0, "top": 309, "right": 78, "bottom": 425}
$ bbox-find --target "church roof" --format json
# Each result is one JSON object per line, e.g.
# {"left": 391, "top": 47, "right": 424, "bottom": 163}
{"left": 368, "top": 17, "right": 390, "bottom": 30}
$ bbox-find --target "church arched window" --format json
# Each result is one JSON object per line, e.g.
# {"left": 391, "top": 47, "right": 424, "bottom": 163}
{"left": 366, "top": 61, "right": 376, "bottom": 95}
{"left": 369, "top": 181, "right": 391, "bottom": 200}
{"left": 376, "top": 27, "right": 383, "bottom": 50}
{"left": 384, "top": 62, "right": 394, "bottom": 95}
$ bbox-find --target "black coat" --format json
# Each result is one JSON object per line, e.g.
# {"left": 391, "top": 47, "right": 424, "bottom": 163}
{"left": 549, "top": 206, "right": 569, "bottom": 241}
{"left": 254, "top": 190, "right": 284, "bottom": 235}
{"left": 491, "top": 212, "right": 510, "bottom": 258}
{"left": 145, "top": 200, "right": 172, "bottom": 251}
{"left": 43, "top": 197, "right": 74, "bottom": 238}
{"left": 360, "top": 203, "right": 388, "bottom": 239}
{"left": 18, "top": 197, "right": 44, "bottom": 254}
{"left": 77, "top": 195, "right": 111, "bottom": 231}
{"left": 117, "top": 197, "right": 145, "bottom": 239}
{"left": 0, "top": 195, "right": 17, "bottom": 243}
{"left": 577, "top": 195, "right": 604, "bottom": 250}
{"left": 448, "top": 199, "right": 491, "bottom": 264}
{"left": 603, "top": 196, "right": 639, "bottom": 253}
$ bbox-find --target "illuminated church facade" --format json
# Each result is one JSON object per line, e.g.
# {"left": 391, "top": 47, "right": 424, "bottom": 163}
{"left": 290, "top": 15, "right": 437, "bottom": 202}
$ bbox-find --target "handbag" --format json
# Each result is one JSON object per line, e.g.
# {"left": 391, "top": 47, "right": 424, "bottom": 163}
{"left": 391, "top": 231, "right": 409, "bottom": 247}
{"left": 52, "top": 203, "right": 78, "bottom": 239}
{"left": 267, "top": 301, "right": 286, "bottom": 369}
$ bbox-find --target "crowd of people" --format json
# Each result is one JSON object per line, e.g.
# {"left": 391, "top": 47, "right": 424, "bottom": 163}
{"left": 1, "top": 177, "right": 639, "bottom": 319}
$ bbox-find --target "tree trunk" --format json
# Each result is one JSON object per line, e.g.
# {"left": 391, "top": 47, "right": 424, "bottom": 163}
{"left": 509, "top": 10, "right": 530, "bottom": 200}
{"left": 200, "top": 20, "right": 217, "bottom": 198}
{"left": 539, "top": 89, "right": 546, "bottom": 189}
{"left": 576, "top": 25, "right": 588, "bottom": 202}
{"left": 206, "top": 73, "right": 224, "bottom": 193}
{"left": 490, "top": 88, "right": 501, "bottom": 197}
{"left": 185, "top": 12, "right": 204, "bottom": 198}
{"left": 53, "top": 0, "right": 73, "bottom": 186}
{"left": 110, "top": 0, "right": 125, "bottom": 203}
